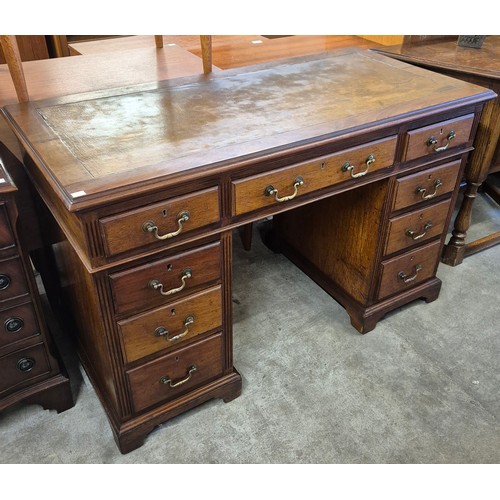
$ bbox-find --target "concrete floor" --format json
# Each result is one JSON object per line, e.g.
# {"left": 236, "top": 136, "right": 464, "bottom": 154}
{"left": 1, "top": 191, "right": 499, "bottom": 464}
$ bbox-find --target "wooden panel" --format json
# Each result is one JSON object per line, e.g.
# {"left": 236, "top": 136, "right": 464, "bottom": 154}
{"left": 100, "top": 187, "right": 220, "bottom": 257}
{"left": 127, "top": 332, "right": 224, "bottom": 412}
{"left": 377, "top": 240, "right": 441, "bottom": 300}
{"left": 403, "top": 114, "right": 474, "bottom": 161}
{"left": 0, "top": 204, "right": 15, "bottom": 250}
{"left": 109, "top": 242, "right": 221, "bottom": 316}
{"left": 52, "top": 239, "right": 121, "bottom": 413}
{"left": 232, "top": 136, "right": 396, "bottom": 216}
{"left": 118, "top": 286, "right": 222, "bottom": 363}
{"left": 0, "top": 36, "right": 49, "bottom": 63}
{"left": 384, "top": 198, "right": 452, "bottom": 255}
{"left": 276, "top": 179, "right": 389, "bottom": 305}
{"left": 392, "top": 160, "right": 461, "bottom": 211}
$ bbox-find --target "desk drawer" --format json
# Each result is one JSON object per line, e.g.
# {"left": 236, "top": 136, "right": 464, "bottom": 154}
{"left": 403, "top": 114, "right": 474, "bottom": 162}
{"left": 109, "top": 241, "right": 221, "bottom": 316}
{"left": 232, "top": 136, "right": 397, "bottom": 216}
{"left": 0, "top": 302, "right": 40, "bottom": 350}
{"left": 377, "top": 240, "right": 441, "bottom": 300}
{"left": 118, "top": 286, "right": 222, "bottom": 363}
{"left": 0, "top": 256, "right": 29, "bottom": 302}
{"left": 0, "top": 343, "right": 50, "bottom": 394}
{"left": 392, "top": 160, "right": 461, "bottom": 212}
{"left": 384, "top": 198, "right": 451, "bottom": 256}
{"left": 99, "top": 187, "right": 220, "bottom": 257}
{"left": 127, "top": 332, "right": 224, "bottom": 412}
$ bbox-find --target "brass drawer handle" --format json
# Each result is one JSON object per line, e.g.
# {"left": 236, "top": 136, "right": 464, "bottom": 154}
{"left": 148, "top": 268, "right": 192, "bottom": 296}
{"left": 427, "top": 130, "right": 456, "bottom": 152}
{"left": 160, "top": 364, "right": 197, "bottom": 388}
{"left": 415, "top": 179, "right": 443, "bottom": 200}
{"left": 406, "top": 222, "right": 433, "bottom": 241}
{"left": 143, "top": 211, "right": 190, "bottom": 240}
{"left": 341, "top": 154, "right": 375, "bottom": 179}
{"left": 264, "top": 176, "right": 304, "bottom": 202}
{"left": 155, "top": 315, "right": 195, "bottom": 341}
{"left": 398, "top": 264, "right": 423, "bottom": 284}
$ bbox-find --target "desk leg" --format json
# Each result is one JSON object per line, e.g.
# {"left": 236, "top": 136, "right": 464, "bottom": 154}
{"left": 442, "top": 98, "right": 500, "bottom": 266}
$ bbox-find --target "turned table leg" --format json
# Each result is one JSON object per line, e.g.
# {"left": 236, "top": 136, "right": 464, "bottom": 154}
{"left": 442, "top": 97, "right": 500, "bottom": 266}
{"left": 200, "top": 35, "right": 212, "bottom": 74}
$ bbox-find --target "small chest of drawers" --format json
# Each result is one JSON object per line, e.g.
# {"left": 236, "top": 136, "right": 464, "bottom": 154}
{"left": 0, "top": 147, "right": 73, "bottom": 414}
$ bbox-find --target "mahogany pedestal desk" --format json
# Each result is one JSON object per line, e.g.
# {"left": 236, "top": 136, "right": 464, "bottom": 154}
{"left": 372, "top": 37, "right": 500, "bottom": 265}
{"left": 2, "top": 49, "right": 495, "bottom": 453}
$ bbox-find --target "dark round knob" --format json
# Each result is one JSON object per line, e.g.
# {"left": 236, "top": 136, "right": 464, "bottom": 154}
{"left": 0, "top": 274, "right": 11, "bottom": 290}
{"left": 17, "top": 357, "right": 35, "bottom": 372}
{"left": 5, "top": 317, "right": 24, "bottom": 333}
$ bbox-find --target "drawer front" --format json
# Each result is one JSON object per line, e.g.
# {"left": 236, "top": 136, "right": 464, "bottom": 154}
{"left": 127, "top": 332, "right": 224, "bottom": 412}
{"left": 392, "top": 160, "right": 461, "bottom": 212}
{"left": 109, "top": 241, "right": 221, "bottom": 316}
{"left": 0, "top": 302, "right": 40, "bottom": 349}
{"left": 385, "top": 198, "right": 452, "bottom": 256}
{"left": 232, "top": 136, "right": 397, "bottom": 216}
{"left": 0, "top": 343, "right": 51, "bottom": 394}
{"left": 378, "top": 240, "right": 442, "bottom": 301}
{"left": 403, "top": 114, "right": 474, "bottom": 162}
{"left": 0, "top": 256, "right": 29, "bottom": 302}
{"left": 100, "top": 187, "right": 220, "bottom": 257}
{"left": 118, "top": 286, "right": 222, "bottom": 363}
{"left": 0, "top": 204, "right": 15, "bottom": 250}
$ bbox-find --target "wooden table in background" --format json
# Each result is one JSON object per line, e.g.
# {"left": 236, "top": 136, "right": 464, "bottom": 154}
{"left": 372, "top": 36, "right": 500, "bottom": 266}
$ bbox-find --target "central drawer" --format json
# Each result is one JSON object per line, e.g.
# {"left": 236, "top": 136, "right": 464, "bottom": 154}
{"left": 232, "top": 136, "right": 397, "bottom": 216}
{"left": 109, "top": 241, "right": 221, "bottom": 316}
{"left": 126, "top": 332, "right": 224, "bottom": 413}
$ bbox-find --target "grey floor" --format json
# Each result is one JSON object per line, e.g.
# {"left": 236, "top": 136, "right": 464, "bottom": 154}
{"left": 1, "top": 191, "right": 499, "bottom": 464}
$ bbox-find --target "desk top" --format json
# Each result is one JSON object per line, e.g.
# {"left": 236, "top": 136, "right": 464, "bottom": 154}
{"left": 2, "top": 48, "right": 495, "bottom": 211}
